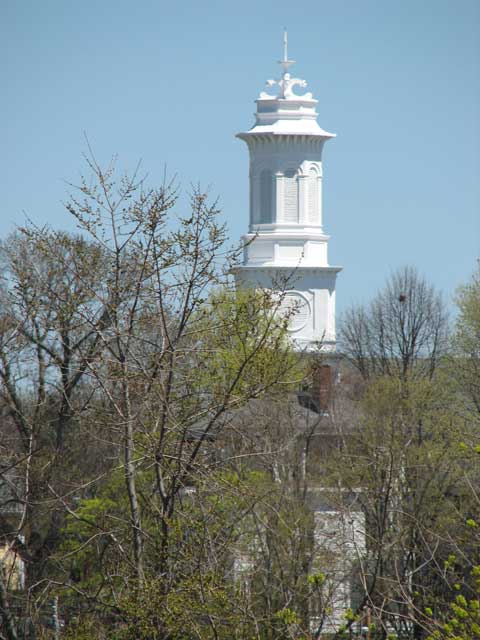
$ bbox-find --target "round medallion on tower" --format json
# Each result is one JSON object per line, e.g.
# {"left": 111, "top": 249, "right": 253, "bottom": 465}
{"left": 278, "top": 291, "right": 311, "bottom": 333}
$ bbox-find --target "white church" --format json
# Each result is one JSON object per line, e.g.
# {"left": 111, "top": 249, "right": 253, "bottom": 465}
{"left": 234, "top": 33, "right": 342, "bottom": 351}
{"left": 231, "top": 37, "right": 366, "bottom": 635}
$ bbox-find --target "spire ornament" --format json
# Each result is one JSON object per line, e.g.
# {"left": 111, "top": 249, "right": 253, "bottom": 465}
{"left": 259, "top": 30, "right": 313, "bottom": 100}
{"left": 280, "top": 29, "right": 295, "bottom": 73}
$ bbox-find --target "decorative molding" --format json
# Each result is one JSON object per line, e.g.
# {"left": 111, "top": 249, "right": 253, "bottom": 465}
{"left": 278, "top": 291, "right": 311, "bottom": 333}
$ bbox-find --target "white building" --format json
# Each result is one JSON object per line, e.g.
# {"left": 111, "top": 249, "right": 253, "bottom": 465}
{"left": 234, "top": 34, "right": 342, "bottom": 351}
{"left": 232, "top": 38, "right": 366, "bottom": 635}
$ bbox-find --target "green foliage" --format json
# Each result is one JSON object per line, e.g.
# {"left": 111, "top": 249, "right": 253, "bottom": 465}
{"left": 452, "top": 265, "right": 480, "bottom": 415}
{"left": 343, "top": 607, "right": 360, "bottom": 623}
{"left": 427, "top": 567, "right": 480, "bottom": 639}
{"left": 57, "top": 464, "right": 317, "bottom": 638}
{"left": 62, "top": 616, "right": 111, "bottom": 640}
{"left": 307, "top": 571, "right": 326, "bottom": 587}
{"left": 58, "top": 475, "right": 129, "bottom": 595}
{"left": 191, "top": 287, "right": 303, "bottom": 404}
{"left": 114, "top": 574, "right": 251, "bottom": 640}
{"left": 274, "top": 607, "right": 300, "bottom": 625}
{"left": 324, "top": 366, "right": 478, "bottom": 637}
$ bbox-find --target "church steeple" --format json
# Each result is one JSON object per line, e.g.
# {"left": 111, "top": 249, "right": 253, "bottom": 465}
{"left": 234, "top": 36, "right": 342, "bottom": 351}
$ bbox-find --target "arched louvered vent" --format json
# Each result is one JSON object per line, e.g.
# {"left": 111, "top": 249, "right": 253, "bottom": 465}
{"left": 259, "top": 169, "right": 273, "bottom": 223}
{"left": 284, "top": 169, "right": 298, "bottom": 223}
{"left": 308, "top": 167, "right": 319, "bottom": 224}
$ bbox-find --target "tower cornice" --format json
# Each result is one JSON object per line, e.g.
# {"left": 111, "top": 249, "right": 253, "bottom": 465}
{"left": 236, "top": 133, "right": 335, "bottom": 152}
{"left": 232, "top": 265, "right": 343, "bottom": 274}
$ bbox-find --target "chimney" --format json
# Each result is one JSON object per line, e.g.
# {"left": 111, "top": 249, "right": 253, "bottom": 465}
{"left": 312, "top": 364, "right": 333, "bottom": 414}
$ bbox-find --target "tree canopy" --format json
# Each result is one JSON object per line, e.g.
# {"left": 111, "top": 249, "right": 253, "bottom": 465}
{"left": 0, "top": 158, "right": 478, "bottom": 640}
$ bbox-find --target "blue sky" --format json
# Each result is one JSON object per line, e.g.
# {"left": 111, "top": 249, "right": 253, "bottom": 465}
{"left": 2, "top": 0, "right": 479, "bottom": 316}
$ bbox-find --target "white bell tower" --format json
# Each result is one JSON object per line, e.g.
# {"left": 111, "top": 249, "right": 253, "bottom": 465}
{"left": 234, "top": 34, "right": 342, "bottom": 351}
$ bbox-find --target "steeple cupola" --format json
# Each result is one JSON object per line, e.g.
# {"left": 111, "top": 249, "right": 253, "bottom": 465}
{"left": 234, "top": 34, "right": 342, "bottom": 351}
{"left": 243, "top": 32, "right": 335, "bottom": 138}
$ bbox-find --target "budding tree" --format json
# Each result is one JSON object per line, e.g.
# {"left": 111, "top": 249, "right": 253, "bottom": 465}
{"left": 0, "top": 153, "right": 305, "bottom": 639}
{"left": 340, "top": 266, "right": 449, "bottom": 382}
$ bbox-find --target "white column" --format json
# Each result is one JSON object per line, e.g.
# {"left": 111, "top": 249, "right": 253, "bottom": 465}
{"left": 318, "top": 174, "right": 323, "bottom": 228}
{"left": 251, "top": 173, "right": 260, "bottom": 226}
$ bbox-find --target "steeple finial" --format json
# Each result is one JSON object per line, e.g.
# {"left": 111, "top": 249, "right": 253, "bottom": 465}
{"left": 279, "top": 29, "right": 295, "bottom": 73}
{"left": 261, "top": 31, "right": 311, "bottom": 99}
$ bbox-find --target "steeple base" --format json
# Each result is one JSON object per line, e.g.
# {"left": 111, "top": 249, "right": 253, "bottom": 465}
{"left": 234, "top": 265, "right": 341, "bottom": 353}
